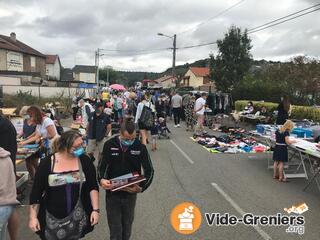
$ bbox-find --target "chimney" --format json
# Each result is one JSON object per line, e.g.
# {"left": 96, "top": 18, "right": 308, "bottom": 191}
{"left": 10, "top": 32, "right": 16, "bottom": 42}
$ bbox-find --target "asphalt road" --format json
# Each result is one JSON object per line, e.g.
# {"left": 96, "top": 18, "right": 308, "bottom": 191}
{"left": 16, "top": 120, "right": 320, "bottom": 240}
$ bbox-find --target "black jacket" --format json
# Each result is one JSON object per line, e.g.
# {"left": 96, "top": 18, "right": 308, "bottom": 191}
{"left": 97, "top": 135, "right": 154, "bottom": 194}
{"left": 0, "top": 115, "right": 17, "bottom": 170}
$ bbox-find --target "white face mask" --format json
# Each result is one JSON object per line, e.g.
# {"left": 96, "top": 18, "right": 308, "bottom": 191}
{"left": 24, "top": 114, "right": 31, "bottom": 120}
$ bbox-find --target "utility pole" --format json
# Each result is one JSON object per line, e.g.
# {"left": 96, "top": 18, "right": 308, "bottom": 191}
{"left": 157, "top": 33, "right": 177, "bottom": 85}
{"left": 172, "top": 34, "right": 176, "bottom": 78}
{"left": 95, "top": 48, "right": 100, "bottom": 93}
{"left": 107, "top": 67, "right": 110, "bottom": 85}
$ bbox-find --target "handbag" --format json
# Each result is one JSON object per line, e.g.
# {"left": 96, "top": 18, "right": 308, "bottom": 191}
{"left": 139, "top": 102, "right": 154, "bottom": 129}
{"left": 44, "top": 157, "right": 88, "bottom": 240}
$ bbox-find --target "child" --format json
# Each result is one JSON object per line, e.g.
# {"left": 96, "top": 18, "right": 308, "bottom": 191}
{"left": 273, "top": 120, "right": 297, "bottom": 182}
{"left": 159, "top": 117, "right": 171, "bottom": 136}
{"left": 150, "top": 118, "right": 159, "bottom": 151}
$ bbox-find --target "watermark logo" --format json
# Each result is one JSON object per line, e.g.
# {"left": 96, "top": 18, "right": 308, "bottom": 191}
{"left": 284, "top": 202, "right": 308, "bottom": 235}
{"left": 170, "top": 202, "right": 202, "bottom": 235}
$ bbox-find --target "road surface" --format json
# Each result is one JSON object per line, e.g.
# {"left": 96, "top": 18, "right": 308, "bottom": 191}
{"left": 16, "top": 121, "right": 320, "bottom": 240}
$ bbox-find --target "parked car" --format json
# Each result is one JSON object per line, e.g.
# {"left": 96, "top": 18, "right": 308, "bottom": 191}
{"left": 176, "top": 86, "right": 194, "bottom": 95}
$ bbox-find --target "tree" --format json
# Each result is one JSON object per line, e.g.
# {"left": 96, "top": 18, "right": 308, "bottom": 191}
{"left": 99, "top": 67, "right": 127, "bottom": 85}
{"left": 210, "top": 25, "right": 252, "bottom": 92}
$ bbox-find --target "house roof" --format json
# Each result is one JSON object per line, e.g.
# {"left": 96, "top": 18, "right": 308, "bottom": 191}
{"left": 46, "top": 55, "right": 58, "bottom": 64}
{"left": 72, "top": 65, "right": 97, "bottom": 73}
{"left": 154, "top": 75, "right": 177, "bottom": 83}
{"left": 60, "top": 68, "right": 74, "bottom": 81}
{"left": 0, "top": 33, "right": 45, "bottom": 58}
{"left": 189, "top": 67, "right": 209, "bottom": 77}
{"left": 142, "top": 79, "right": 158, "bottom": 84}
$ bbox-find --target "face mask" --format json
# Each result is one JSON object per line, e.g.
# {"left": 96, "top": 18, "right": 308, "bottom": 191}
{"left": 73, "top": 147, "right": 85, "bottom": 157}
{"left": 121, "top": 139, "right": 135, "bottom": 147}
{"left": 24, "top": 114, "right": 31, "bottom": 120}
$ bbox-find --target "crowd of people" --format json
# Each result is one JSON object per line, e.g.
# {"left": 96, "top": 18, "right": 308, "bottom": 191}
{"left": 0, "top": 87, "right": 209, "bottom": 240}
{"left": 0, "top": 84, "right": 317, "bottom": 239}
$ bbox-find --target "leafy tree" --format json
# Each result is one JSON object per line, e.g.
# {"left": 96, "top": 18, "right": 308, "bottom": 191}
{"left": 232, "top": 56, "right": 320, "bottom": 106}
{"left": 99, "top": 67, "right": 127, "bottom": 85}
{"left": 210, "top": 25, "right": 252, "bottom": 92}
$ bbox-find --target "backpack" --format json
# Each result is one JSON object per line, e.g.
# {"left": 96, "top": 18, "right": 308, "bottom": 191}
{"left": 85, "top": 103, "right": 95, "bottom": 113}
{"left": 139, "top": 102, "right": 154, "bottom": 129}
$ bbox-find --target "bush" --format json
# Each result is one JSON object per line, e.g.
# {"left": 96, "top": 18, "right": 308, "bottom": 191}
{"left": 3, "top": 90, "right": 72, "bottom": 115}
{"left": 235, "top": 100, "right": 278, "bottom": 112}
{"left": 235, "top": 100, "right": 320, "bottom": 122}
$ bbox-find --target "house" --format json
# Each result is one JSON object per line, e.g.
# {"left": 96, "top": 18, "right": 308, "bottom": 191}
{"left": 72, "top": 65, "right": 97, "bottom": 84}
{"left": 60, "top": 68, "right": 80, "bottom": 87}
{"left": 46, "top": 54, "right": 62, "bottom": 81}
{"left": 0, "top": 32, "right": 46, "bottom": 85}
{"left": 155, "top": 75, "right": 177, "bottom": 88}
{"left": 142, "top": 79, "right": 159, "bottom": 88}
{"left": 183, "top": 67, "right": 212, "bottom": 88}
{"left": 61, "top": 68, "right": 74, "bottom": 82}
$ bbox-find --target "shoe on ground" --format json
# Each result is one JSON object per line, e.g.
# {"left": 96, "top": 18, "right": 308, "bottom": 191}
{"left": 177, "top": 124, "right": 180, "bottom": 127}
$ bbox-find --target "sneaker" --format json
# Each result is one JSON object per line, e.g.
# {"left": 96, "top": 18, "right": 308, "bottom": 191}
{"left": 177, "top": 124, "right": 181, "bottom": 127}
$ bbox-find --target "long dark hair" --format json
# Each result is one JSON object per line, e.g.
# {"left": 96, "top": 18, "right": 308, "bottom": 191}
{"left": 27, "top": 106, "right": 44, "bottom": 124}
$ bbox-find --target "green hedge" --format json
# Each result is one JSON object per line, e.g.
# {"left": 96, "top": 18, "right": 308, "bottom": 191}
{"left": 235, "top": 100, "right": 320, "bottom": 122}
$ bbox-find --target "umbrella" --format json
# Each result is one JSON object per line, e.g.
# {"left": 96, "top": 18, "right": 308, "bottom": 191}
{"left": 109, "top": 84, "right": 126, "bottom": 91}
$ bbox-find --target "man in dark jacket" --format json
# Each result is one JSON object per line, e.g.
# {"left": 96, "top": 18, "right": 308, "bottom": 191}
{"left": 0, "top": 113, "right": 19, "bottom": 240}
{"left": 0, "top": 113, "right": 17, "bottom": 173}
{"left": 98, "top": 117, "right": 154, "bottom": 240}
{"left": 86, "top": 103, "right": 111, "bottom": 162}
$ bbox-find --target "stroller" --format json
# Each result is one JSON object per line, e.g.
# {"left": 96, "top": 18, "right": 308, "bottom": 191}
{"left": 157, "top": 117, "right": 171, "bottom": 139}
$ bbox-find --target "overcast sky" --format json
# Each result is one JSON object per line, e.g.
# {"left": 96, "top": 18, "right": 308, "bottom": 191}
{"left": 0, "top": 0, "right": 319, "bottom": 72}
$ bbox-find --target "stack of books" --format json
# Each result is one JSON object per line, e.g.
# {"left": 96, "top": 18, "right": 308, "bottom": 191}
{"left": 110, "top": 172, "right": 146, "bottom": 192}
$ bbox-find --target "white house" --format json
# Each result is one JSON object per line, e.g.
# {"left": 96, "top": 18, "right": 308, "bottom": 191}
{"left": 155, "top": 75, "right": 176, "bottom": 88}
{"left": 72, "top": 65, "right": 97, "bottom": 84}
{"left": 45, "top": 54, "right": 61, "bottom": 80}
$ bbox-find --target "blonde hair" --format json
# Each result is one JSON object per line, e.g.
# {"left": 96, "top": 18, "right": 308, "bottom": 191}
{"left": 280, "top": 120, "right": 294, "bottom": 133}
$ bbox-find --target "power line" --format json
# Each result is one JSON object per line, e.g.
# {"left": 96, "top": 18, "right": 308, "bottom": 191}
{"left": 99, "top": 47, "right": 171, "bottom": 53}
{"left": 178, "top": 0, "right": 245, "bottom": 35}
{"left": 98, "top": 50, "right": 170, "bottom": 57}
{"left": 97, "top": 1, "right": 245, "bottom": 54}
{"left": 97, "top": 2, "right": 320, "bottom": 55}
{"left": 248, "top": 3, "right": 320, "bottom": 32}
{"left": 177, "top": 3, "right": 320, "bottom": 50}
{"left": 248, "top": 7, "right": 320, "bottom": 34}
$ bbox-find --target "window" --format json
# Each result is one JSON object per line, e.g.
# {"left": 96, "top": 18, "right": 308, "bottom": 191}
{"left": 31, "top": 56, "right": 36, "bottom": 68}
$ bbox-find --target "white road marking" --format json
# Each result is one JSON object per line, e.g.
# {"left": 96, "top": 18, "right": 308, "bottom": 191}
{"left": 211, "top": 183, "right": 272, "bottom": 240}
{"left": 170, "top": 140, "right": 194, "bottom": 164}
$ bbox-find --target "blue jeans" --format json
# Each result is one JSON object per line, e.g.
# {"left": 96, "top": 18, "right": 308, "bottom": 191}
{"left": 0, "top": 206, "right": 14, "bottom": 240}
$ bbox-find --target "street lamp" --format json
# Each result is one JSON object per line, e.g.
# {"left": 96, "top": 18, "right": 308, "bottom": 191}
{"left": 157, "top": 32, "right": 177, "bottom": 79}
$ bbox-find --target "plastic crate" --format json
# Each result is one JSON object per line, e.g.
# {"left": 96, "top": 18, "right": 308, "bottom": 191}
{"left": 292, "top": 128, "right": 312, "bottom": 138}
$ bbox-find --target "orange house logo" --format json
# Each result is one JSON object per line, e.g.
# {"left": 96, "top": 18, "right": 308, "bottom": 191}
{"left": 170, "top": 202, "right": 202, "bottom": 235}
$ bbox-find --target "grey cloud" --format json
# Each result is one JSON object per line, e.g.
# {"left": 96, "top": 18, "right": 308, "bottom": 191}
{"left": 33, "top": 14, "right": 99, "bottom": 38}
{"left": 1, "top": 0, "right": 319, "bottom": 72}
